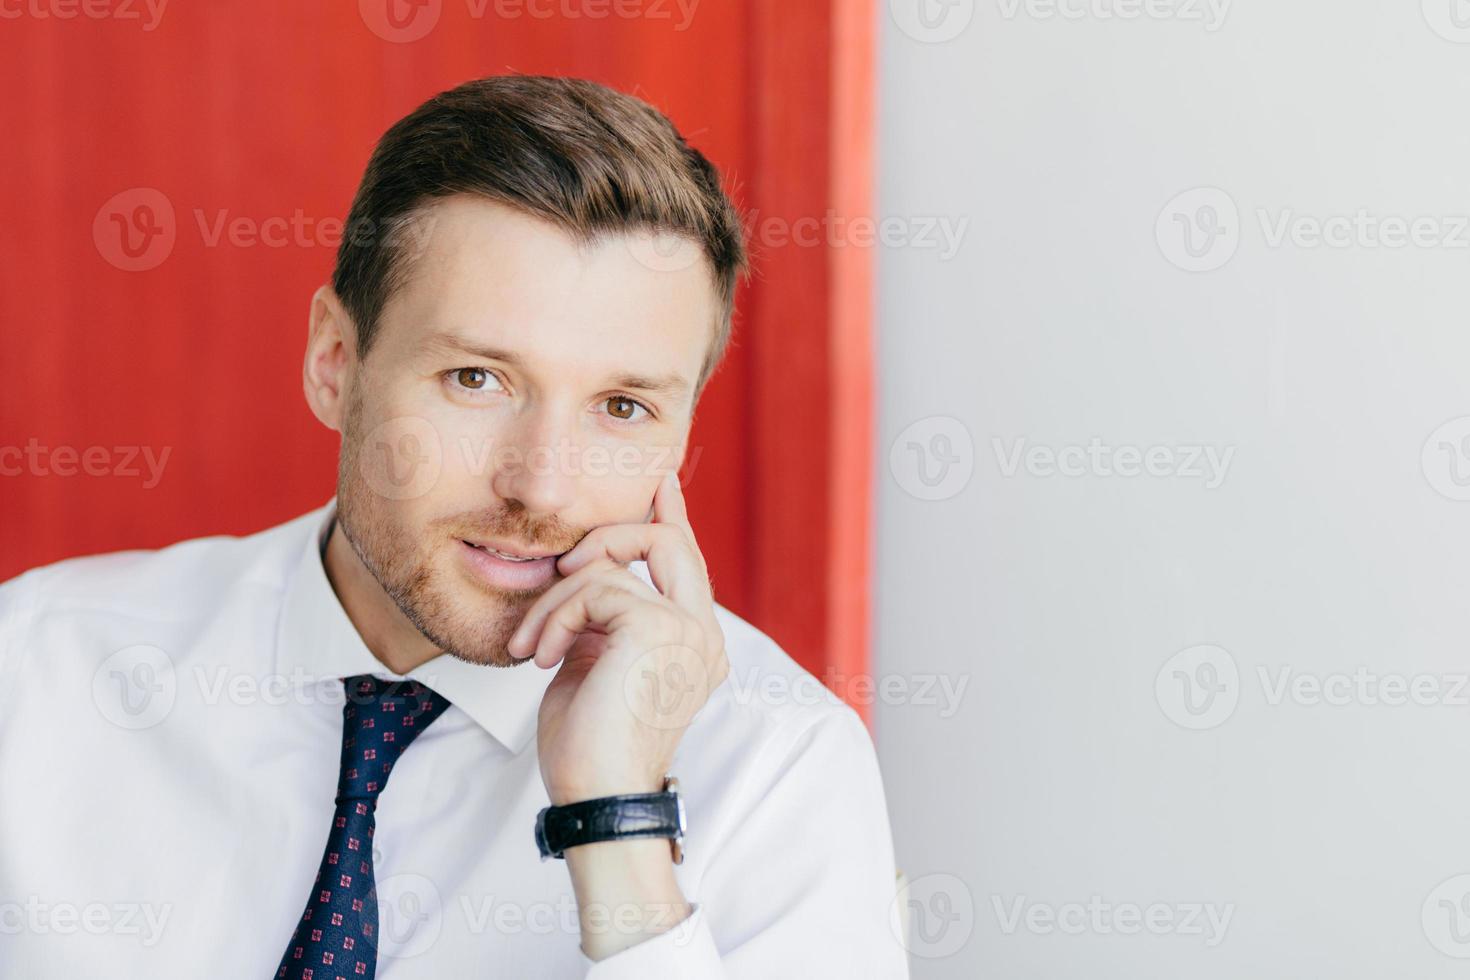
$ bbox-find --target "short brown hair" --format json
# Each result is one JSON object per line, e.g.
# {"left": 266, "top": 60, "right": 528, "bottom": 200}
{"left": 332, "top": 75, "right": 747, "bottom": 397}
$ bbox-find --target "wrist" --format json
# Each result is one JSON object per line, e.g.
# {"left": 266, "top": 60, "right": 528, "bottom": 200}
{"left": 536, "top": 775, "right": 685, "bottom": 864}
{"left": 548, "top": 773, "right": 663, "bottom": 807}
{"left": 565, "top": 837, "right": 691, "bottom": 961}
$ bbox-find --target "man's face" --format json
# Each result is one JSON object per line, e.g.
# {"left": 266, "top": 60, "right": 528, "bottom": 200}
{"left": 334, "top": 195, "right": 715, "bottom": 667}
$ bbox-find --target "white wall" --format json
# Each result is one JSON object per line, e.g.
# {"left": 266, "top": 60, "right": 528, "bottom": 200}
{"left": 875, "top": 2, "right": 1470, "bottom": 977}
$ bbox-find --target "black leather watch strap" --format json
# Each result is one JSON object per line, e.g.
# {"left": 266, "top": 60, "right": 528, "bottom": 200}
{"left": 535, "top": 778, "right": 685, "bottom": 863}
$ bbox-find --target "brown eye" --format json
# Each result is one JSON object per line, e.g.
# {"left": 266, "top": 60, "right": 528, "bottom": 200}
{"left": 455, "top": 368, "right": 487, "bottom": 390}
{"left": 606, "top": 395, "right": 640, "bottom": 420}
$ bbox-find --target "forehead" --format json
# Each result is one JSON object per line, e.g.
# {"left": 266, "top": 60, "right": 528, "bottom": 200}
{"left": 376, "top": 195, "right": 717, "bottom": 389}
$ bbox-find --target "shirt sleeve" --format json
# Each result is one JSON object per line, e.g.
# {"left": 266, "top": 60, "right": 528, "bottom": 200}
{"left": 578, "top": 705, "right": 911, "bottom": 979}
{"left": 578, "top": 903, "right": 722, "bottom": 978}
{"left": 0, "top": 566, "right": 42, "bottom": 728}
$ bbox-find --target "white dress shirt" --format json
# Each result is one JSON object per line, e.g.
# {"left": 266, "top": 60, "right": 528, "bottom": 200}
{"left": 0, "top": 501, "right": 909, "bottom": 978}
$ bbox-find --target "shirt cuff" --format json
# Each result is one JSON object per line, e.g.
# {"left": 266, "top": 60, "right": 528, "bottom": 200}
{"left": 580, "top": 903, "right": 722, "bottom": 979}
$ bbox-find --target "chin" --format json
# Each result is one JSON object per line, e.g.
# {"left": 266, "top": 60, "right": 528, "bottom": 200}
{"left": 405, "top": 573, "right": 537, "bottom": 669}
{"left": 439, "top": 645, "right": 529, "bottom": 669}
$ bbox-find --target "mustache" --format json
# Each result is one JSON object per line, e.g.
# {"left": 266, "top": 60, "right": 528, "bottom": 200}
{"left": 430, "top": 507, "right": 586, "bottom": 553}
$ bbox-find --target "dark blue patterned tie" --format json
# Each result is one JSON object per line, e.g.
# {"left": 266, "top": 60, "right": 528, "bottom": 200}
{"left": 276, "top": 675, "right": 451, "bottom": 979}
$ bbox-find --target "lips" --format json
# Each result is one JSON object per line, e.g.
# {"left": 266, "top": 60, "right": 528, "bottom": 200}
{"left": 460, "top": 535, "right": 570, "bottom": 559}
{"left": 462, "top": 541, "right": 546, "bottom": 562}
{"left": 457, "top": 539, "right": 563, "bottom": 592}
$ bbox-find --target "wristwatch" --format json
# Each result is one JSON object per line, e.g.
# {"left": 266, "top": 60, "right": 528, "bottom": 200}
{"left": 535, "top": 774, "right": 686, "bottom": 864}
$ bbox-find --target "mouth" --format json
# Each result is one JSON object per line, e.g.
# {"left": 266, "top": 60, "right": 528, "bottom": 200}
{"left": 460, "top": 539, "right": 567, "bottom": 562}
{"left": 457, "top": 538, "right": 566, "bottom": 592}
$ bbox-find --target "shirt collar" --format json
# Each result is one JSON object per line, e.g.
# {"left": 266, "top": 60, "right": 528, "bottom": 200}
{"left": 275, "top": 499, "right": 558, "bottom": 755}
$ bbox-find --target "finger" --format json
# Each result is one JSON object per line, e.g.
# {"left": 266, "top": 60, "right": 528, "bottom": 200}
{"left": 557, "top": 522, "right": 697, "bottom": 577}
{"left": 556, "top": 523, "right": 708, "bottom": 609}
{"left": 508, "top": 559, "right": 649, "bottom": 661}
{"left": 530, "top": 580, "right": 660, "bottom": 669}
{"left": 650, "top": 469, "right": 710, "bottom": 588}
{"left": 652, "top": 469, "right": 694, "bottom": 536}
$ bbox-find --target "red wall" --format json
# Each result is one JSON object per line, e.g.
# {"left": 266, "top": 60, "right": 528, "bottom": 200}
{"left": 0, "top": 0, "right": 874, "bottom": 718}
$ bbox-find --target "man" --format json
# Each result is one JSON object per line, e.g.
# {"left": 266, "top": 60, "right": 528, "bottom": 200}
{"left": 0, "top": 76, "right": 908, "bottom": 977}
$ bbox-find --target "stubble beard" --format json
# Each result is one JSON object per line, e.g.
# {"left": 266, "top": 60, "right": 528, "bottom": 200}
{"left": 334, "top": 391, "right": 559, "bottom": 668}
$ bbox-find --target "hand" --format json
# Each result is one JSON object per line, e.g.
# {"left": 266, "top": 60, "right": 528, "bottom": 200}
{"left": 508, "top": 469, "right": 729, "bottom": 806}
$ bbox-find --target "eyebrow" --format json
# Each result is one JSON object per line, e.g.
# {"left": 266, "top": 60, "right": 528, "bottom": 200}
{"left": 422, "top": 330, "right": 692, "bottom": 397}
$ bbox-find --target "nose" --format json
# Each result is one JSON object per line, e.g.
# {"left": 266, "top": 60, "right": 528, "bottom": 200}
{"left": 489, "top": 403, "right": 580, "bottom": 518}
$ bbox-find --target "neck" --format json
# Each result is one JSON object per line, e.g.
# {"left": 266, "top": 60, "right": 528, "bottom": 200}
{"left": 321, "top": 518, "right": 442, "bottom": 675}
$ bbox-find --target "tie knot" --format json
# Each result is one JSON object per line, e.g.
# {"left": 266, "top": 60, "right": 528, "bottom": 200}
{"left": 335, "top": 675, "right": 451, "bottom": 804}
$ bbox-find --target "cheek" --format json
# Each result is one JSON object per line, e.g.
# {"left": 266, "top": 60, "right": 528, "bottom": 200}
{"left": 578, "top": 432, "right": 689, "bottom": 521}
{"left": 345, "top": 408, "right": 448, "bottom": 512}
{"left": 577, "top": 460, "right": 662, "bottom": 523}
{"left": 429, "top": 407, "right": 493, "bottom": 486}
{"left": 344, "top": 375, "right": 478, "bottom": 525}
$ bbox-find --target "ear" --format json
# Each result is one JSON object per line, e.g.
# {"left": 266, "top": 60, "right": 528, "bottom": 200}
{"left": 303, "top": 285, "right": 357, "bottom": 432}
